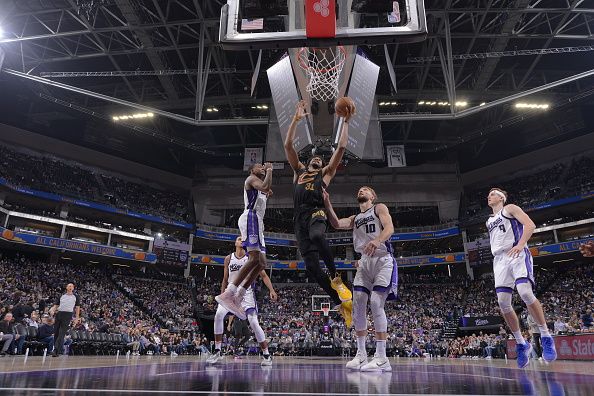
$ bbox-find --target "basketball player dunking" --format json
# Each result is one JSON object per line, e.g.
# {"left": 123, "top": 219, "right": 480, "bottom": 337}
{"left": 285, "top": 100, "right": 353, "bottom": 327}
{"left": 208, "top": 237, "right": 277, "bottom": 366}
{"left": 324, "top": 187, "right": 397, "bottom": 372}
{"left": 486, "top": 188, "right": 557, "bottom": 368}
{"left": 216, "top": 163, "right": 273, "bottom": 319}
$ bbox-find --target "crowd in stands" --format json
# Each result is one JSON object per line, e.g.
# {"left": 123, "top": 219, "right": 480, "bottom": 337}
{"left": 1, "top": 248, "right": 592, "bottom": 359}
{"left": 461, "top": 155, "right": 594, "bottom": 224}
{"left": 0, "top": 144, "right": 189, "bottom": 222}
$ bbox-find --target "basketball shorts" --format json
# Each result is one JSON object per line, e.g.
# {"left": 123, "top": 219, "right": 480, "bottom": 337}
{"left": 353, "top": 253, "right": 398, "bottom": 299}
{"left": 294, "top": 207, "right": 327, "bottom": 255}
{"left": 493, "top": 247, "right": 535, "bottom": 292}
{"left": 238, "top": 210, "right": 265, "bottom": 253}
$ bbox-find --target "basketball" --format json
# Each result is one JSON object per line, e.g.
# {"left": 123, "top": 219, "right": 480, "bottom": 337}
{"left": 335, "top": 97, "right": 355, "bottom": 117}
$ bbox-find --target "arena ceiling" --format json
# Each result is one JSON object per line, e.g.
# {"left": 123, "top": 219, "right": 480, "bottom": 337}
{"left": 0, "top": 0, "right": 592, "bottom": 176}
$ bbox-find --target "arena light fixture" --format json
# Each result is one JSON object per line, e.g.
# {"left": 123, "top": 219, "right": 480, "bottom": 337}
{"left": 515, "top": 103, "right": 550, "bottom": 110}
{"left": 455, "top": 101, "right": 468, "bottom": 107}
{"left": 112, "top": 112, "right": 154, "bottom": 121}
{"left": 206, "top": 107, "right": 219, "bottom": 112}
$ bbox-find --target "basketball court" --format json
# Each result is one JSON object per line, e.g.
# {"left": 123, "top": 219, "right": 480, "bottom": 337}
{"left": 0, "top": 0, "right": 593, "bottom": 395}
{"left": 0, "top": 355, "right": 592, "bottom": 395}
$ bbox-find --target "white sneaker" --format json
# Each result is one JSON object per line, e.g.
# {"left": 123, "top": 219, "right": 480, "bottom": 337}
{"left": 346, "top": 352, "right": 369, "bottom": 370}
{"left": 206, "top": 350, "right": 224, "bottom": 365}
{"left": 215, "top": 290, "right": 247, "bottom": 320}
{"left": 360, "top": 356, "right": 392, "bottom": 372}
{"left": 261, "top": 354, "right": 272, "bottom": 366}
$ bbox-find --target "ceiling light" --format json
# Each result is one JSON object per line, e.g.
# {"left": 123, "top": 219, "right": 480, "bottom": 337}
{"left": 455, "top": 101, "right": 468, "bottom": 107}
{"left": 515, "top": 103, "right": 549, "bottom": 110}
{"left": 418, "top": 101, "right": 425, "bottom": 105}
{"left": 390, "top": 102, "right": 397, "bottom": 105}
{"left": 112, "top": 112, "right": 154, "bottom": 121}
{"left": 480, "top": 102, "right": 486, "bottom": 106}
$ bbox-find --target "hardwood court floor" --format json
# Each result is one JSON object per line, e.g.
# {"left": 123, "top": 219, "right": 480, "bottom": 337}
{"left": 0, "top": 355, "right": 592, "bottom": 395}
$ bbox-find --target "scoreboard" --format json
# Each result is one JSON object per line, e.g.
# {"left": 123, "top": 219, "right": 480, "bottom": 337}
{"left": 154, "top": 239, "right": 191, "bottom": 267}
{"left": 465, "top": 238, "right": 493, "bottom": 267}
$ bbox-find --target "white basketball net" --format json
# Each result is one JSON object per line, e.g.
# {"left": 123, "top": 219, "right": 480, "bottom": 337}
{"left": 298, "top": 47, "right": 346, "bottom": 102}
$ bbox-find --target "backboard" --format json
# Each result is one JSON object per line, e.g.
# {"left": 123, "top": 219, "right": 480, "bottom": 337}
{"left": 220, "top": 0, "right": 427, "bottom": 50}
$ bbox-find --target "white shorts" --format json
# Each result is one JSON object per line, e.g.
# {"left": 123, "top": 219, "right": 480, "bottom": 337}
{"left": 353, "top": 254, "right": 398, "bottom": 298}
{"left": 238, "top": 210, "right": 265, "bottom": 253}
{"left": 493, "top": 247, "right": 534, "bottom": 292}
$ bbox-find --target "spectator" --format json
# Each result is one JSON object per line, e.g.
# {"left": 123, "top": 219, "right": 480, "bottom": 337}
{"left": 38, "top": 314, "right": 55, "bottom": 353}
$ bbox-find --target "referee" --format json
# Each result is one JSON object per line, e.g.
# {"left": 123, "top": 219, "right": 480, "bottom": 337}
{"left": 49, "top": 283, "right": 81, "bottom": 357}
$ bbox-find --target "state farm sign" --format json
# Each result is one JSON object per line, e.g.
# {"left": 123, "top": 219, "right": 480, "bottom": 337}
{"left": 507, "top": 334, "right": 594, "bottom": 360}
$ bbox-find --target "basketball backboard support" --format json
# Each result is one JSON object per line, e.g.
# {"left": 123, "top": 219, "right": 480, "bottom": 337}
{"left": 220, "top": 0, "right": 427, "bottom": 50}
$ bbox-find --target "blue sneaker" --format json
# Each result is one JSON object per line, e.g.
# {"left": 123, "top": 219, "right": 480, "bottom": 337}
{"left": 541, "top": 336, "right": 557, "bottom": 362}
{"left": 516, "top": 342, "right": 532, "bottom": 368}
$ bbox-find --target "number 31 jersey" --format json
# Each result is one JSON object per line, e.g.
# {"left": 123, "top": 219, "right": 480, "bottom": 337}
{"left": 486, "top": 207, "right": 524, "bottom": 256}
{"left": 353, "top": 205, "right": 394, "bottom": 257}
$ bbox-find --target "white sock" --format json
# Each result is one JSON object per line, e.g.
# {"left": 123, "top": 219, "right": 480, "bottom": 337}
{"left": 226, "top": 283, "right": 237, "bottom": 294}
{"left": 262, "top": 348, "right": 269, "bottom": 356}
{"left": 236, "top": 286, "right": 247, "bottom": 299}
{"left": 376, "top": 340, "right": 387, "bottom": 359}
{"left": 538, "top": 325, "right": 551, "bottom": 337}
{"left": 215, "top": 342, "right": 222, "bottom": 351}
{"left": 512, "top": 330, "right": 526, "bottom": 345}
{"left": 356, "top": 336, "right": 366, "bottom": 354}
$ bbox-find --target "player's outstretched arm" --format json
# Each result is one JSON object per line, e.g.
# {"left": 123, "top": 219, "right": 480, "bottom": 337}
{"left": 504, "top": 204, "right": 536, "bottom": 258}
{"left": 247, "top": 163, "right": 273, "bottom": 192}
{"left": 323, "top": 121, "right": 349, "bottom": 184}
{"left": 363, "top": 203, "right": 394, "bottom": 256}
{"left": 259, "top": 270, "right": 278, "bottom": 301}
{"left": 284, "top": 101, "right": 307, "bottom": 173}
{"left": 322, "top": 188, "right": 354, "bottom": 230}
{"left": 221, "top": 254, "right": 231, "bottom": 294}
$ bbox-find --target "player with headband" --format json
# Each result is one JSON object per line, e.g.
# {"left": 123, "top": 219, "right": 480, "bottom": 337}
{"left": 486, "top": 187, "right": 557, "bottom": 368}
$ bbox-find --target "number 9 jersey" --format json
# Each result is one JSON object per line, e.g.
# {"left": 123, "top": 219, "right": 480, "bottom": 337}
{"left": 486, "top": 207, "right": 524, "bottom": 256}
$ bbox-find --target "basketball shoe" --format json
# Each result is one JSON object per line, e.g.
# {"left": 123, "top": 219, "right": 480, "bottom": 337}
{"left": 215, "top": 290, "right": 247, "bottom": 320}
{"left": 346, "top": 351, "right": 368, "bottom": 370}
{"left": 360, "top": 354, "right": 392, "bottom": 372}
{"left": 206, "top": 350, "right": 224, "bottom": 365}
{"left": 541, "top": 336, "right": 557, "bottom": 362}
{"left": 331, "top": 275, "right": 353, "bottom": 302}
{"left": 516, "top": 342, "right": 532, "bottom": 368}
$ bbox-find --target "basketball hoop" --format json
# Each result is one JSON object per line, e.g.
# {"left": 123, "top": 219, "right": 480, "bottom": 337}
{"left": 297, "top": 46, "right": 346, "bottom": 101}
{"left": 321, "top": 302, "right": 331, "bottom": 317}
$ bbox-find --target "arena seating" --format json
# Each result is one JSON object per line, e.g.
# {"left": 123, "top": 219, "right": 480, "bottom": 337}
{"left": 0, "top": 144, "right": 189, "bottom": 222}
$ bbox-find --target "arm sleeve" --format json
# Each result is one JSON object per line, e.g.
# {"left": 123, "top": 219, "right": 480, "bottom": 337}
{"left": 75, "top": 294, "right": 81, "bottom": 307}
{"left": 55, "top": 296, "right": 61, "bottom": 306}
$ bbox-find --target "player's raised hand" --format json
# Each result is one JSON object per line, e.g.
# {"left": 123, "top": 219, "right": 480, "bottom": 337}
{"left": 294, "top": 100, "right": 309, "bottom": 121}
{"left": 579, "top": 241, "right": 594, "bottom": 257}
{"left": 263, "top": 162, "right": 273, "bottom": 171}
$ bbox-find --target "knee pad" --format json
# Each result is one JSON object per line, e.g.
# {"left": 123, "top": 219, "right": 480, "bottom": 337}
{"left": 247, "top": 312, "right": 266, "bottom": 343}
{"left": 214, "top": 305, "right": 227, "bottom": 335}
{"left": 497, "top": 291, "right": 514, "bottom": 314}
{"left": 516, "top": 281, "right": 537, "bottom": 305}
{"left": 352, "top": 291, "right": 369, "bottom": 331}
{"left": 370, "top": 291, "right": 388, "bottom": 333}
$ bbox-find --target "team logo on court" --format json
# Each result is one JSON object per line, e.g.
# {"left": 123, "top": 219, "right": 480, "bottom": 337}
{"left": 313, "top": 0, "right": 330, "bottom": 17}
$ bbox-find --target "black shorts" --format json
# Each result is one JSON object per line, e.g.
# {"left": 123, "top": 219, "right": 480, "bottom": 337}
{"left": 294, "top": 207, "right": 328, "bottom": 255}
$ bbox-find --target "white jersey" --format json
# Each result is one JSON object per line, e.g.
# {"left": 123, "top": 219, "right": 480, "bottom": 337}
{"left": 243, "top": 184, "right": 268, "bottom": 218}
{"left": 486, "top": 207, "right": 524, "bottom": 256}
{"left": 227, "top": 252, "right": 251, "bottom": 291}
{"left": 353, "top": 205, "right": 393, "bottom": 257}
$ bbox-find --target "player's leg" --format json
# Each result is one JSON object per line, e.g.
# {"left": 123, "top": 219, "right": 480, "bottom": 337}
{"left": 246, "top": 310, "right": 272, "bottom": 366}
{"left": 347, "top": 288, "right": 370, "bottom": 369}
{"left": 513, "top": 250, "right": 556, "bottom": 361}
{"left": 308, "top": 218, "right": 337, "bottom": 277}
{"left": 207, "top": 305, "right": 229, "bottom": 364}
{"left": 304, "top": 251, "right": 341, "bottom": 306}
{"left": 361, "top": 257, "right": 392, "bottom": 372}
